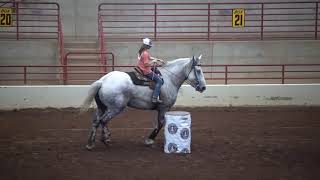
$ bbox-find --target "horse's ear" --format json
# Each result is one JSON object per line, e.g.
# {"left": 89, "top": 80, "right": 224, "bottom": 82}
{"left": 196, "top": 54, "right": 202, "bottom": 64}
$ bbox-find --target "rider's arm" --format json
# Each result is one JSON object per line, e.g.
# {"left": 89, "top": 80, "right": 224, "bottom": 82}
{"left": 141, "top": 51, "right": 154, "bottom": 67}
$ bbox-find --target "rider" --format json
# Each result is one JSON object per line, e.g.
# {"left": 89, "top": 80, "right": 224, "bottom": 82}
{"left": 137, "top": 38, "right": 164, "bottom": 104}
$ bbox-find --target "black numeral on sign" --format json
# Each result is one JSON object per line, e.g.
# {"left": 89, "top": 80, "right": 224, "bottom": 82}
{"left": 234, "top": 14, "right": 243, "bottom": 26}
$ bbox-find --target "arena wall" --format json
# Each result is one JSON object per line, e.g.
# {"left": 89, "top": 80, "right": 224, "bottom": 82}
{"left": 0, "top": 41, "right": 58, "bottom": 65}
{"left": 109, "top": 40, "right": 320, "bottom": 66}
{"left": 2, "top": 39, "right": 319, "bottom": 84}
{"left": 0, "top": 84, "right": 319, "bottom": 110}
{"left": 1, "top": 40, "right": 319, "bottom": 68}
{"left": 1, "top": 1, "right": 319, "bottom": 81}
{"left": 0, "top": 1, "right": 319, "bottom": 85}
{"left": 54, "top": 0, "right": 317, "bottom": 38}
{"left": 56, "top": 0, "right": 320, "bottom": 68}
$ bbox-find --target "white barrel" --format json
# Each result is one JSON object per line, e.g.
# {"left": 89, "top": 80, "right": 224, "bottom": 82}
{"left": 164, "top": 111, "right": 191, "bottom": 153}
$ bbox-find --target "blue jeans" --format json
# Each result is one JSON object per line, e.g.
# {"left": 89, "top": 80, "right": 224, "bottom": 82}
{"left": 145, "top": 71, "right": 163, "bottom": 99}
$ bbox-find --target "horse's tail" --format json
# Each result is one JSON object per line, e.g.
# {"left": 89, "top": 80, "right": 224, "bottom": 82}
{"left": 80, "top": 80, "right": 102, "bottom": 112}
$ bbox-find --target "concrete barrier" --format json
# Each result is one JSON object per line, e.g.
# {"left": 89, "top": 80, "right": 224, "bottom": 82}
{"left": 0, "top": 84, "right": 319, "bottom": 110}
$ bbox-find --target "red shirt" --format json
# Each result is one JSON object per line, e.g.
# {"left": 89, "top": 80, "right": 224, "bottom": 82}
{"left": 137, "top": 50, "right": 152, "bottom": 75}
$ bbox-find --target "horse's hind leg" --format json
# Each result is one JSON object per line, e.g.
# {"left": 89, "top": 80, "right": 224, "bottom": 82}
{"left": 99, "top": 107, "right": 125, "bottom": 146}
{"left": 86, "top": 110, "right": 103, "bottom": 150}
{"left": 86, "top": 93, "right": 108, "bottom": 150}
{"left": 101, "top": 122, "right": 111, "bottom": 145}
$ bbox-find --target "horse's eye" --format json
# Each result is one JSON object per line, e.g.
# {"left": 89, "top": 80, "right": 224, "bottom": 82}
{"left": 196, "top": 69, "right": 201, "bottom": 73}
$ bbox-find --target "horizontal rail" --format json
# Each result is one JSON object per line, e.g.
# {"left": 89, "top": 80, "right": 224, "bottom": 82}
{"left": 1, "top": 64, "right": 320, "bottom": 85}
{"left": 64, "top": 52, "right": 115, "bottom": 65}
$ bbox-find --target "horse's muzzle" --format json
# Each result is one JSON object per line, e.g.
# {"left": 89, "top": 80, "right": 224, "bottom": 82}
{"left": 196, "top": 86, "right": 206, "bottom": 93}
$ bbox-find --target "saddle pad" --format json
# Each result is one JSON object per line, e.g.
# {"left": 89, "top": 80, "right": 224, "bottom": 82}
{"left": 126, "top": 72, "right": 150, "bottom": 86}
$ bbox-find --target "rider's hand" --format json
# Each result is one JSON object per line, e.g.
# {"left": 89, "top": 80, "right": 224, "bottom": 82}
{"left": 150, "top": 59, "right": 158, "bottom": 65}
{"left": 157, "top": 60, "right": 165, "bottom": 66}
{"left": 156, "top": 59, "right": 165, "bottom": 65}
{"left": 151, "top": 59, "right": 165, "bottom": 66}
{"left": 158, "top": 59, "right": 165, "bottom": 64}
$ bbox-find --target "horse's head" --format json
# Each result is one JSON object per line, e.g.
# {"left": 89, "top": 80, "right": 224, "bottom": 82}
{"left": 187, "top": 55, "right": 207, "bottom": 93}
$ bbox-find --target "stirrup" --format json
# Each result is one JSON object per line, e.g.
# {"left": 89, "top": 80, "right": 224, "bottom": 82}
{"left": 152, "top": 97, "right": 163, "bottom": 104}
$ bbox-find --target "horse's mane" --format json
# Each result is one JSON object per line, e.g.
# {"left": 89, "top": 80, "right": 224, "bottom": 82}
{"left": 163, "top": 58, "right": 190, "bottom": 67}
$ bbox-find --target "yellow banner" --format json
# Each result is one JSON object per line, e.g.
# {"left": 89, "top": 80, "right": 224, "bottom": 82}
{"left": 0, "top": 8, "right": 13, "bottom": 26}
{"left": 232, "top": 9, "right": 245, "bottom": 28}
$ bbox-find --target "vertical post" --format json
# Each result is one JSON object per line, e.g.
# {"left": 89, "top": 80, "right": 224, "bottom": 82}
{"left": 63, "top": 54, "right": 68, "bottom": 85}
{"left": 103, "top": 52, "right": 107, "bottom": 73}
{"left": 97, "top": 11, "right": 102, "bottom": 72}
{"left": 23, "top": 67, "right": 26, "bottom": 85}
{"left": 154, "top": 4, "right": 157, "bottom": 40}
{"left": 260, "top": 3, "right": 264, "bottom": 40}
{"left": 100, "top": 21, "right": 105, "bottom": 73}
{"left": 111, "top": 53, "right": 115, "bottom": 71}
{"left": 225, "top": 66, "right": 228, "bottom": 85}
{"left": 315, "top": 2, "right": 318, "bottom": 39}
{"left": 16, "top": 2, "right": 19, "bottom": 40}
{"left": 58, "top": 17, "right": 64, "bottom": 65}
{"left": 281, "top": 65, "right": 285, "bottom": 84}
{"left": 101, "top": 17, "right": 107, "bottom": 73}
{"left": 100, "top": 24, "right": 103, "bottom": 73}
{"left": 98, "top": 14, "right": 107, "bottom": 73}
{"left": 207, "top": 3, "right": 211, "bottom": 40}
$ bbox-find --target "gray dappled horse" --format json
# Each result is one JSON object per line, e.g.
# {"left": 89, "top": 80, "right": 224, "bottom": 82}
{"left": 81, "top": 55, "right": 206, "bottom": 150}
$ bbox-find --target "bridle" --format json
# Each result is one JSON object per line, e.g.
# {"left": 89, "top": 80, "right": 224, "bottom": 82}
{"left": 186, "top": 56, "right": 201, "bottom": 91}
{"left": 161, "top": 57, "right": 202, "bottom": 90}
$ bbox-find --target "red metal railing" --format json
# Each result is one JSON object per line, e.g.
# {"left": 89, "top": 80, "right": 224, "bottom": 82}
{"left": 1, "top": 64, "right": 320, "bottom": 85}
{"left": 0, "top": 1, "right": 61, "bottom": 40}
{"left": 98, "top": 11, "right": 107, "bottom": 73}
{"left": 64, "top": 52, "right": 115, "bottom": 68}
{"left": 0, "top": 1, "right": 64, "bottom": 66}
{"left": 98, "top": 2, "right": 320, "bottom": 41}
{"left": 0, "top": 65, "right": 132, "bottom": 85}
{"left": 58, "top": 11, "right": 64, "bottom": 66}
{"left": 201, "top": 64, "right": 320, "bottom": 84}
{"left": 0, "top": 1, "right": 13, "bottom": 8}
{"left": 63, "top": 52, "right": 115, "bottom": 84}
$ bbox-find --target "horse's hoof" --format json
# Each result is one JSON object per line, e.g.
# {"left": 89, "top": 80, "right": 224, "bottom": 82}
{"left": 100, "top": 138, "right": 111, "bottom": 146}
{"left": 144, "top": 138, "right": 155, "bottom": 146}
{"left": 86, "top": 144, "right": 95, "bottom": 151}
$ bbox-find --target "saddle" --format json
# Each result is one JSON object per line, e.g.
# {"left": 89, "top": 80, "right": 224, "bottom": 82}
{"left": 126, "top": 67, "right": 157, "bottom": 90}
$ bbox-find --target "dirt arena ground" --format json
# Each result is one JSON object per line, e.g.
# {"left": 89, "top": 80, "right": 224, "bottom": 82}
{"left": 0, "top": 107, "right": 320, "bottom": 180}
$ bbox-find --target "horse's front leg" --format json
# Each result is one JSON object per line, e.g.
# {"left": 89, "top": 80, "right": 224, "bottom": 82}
{"left": 145, "top": 108, "right": 168, "bottom": 145}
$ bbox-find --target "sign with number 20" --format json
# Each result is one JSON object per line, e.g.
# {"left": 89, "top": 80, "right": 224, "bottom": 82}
{"left": 0, "top": 8, "right": 13, "bottom": 26}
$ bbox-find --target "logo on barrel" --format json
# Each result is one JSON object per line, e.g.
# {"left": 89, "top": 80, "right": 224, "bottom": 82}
{"left": 168, "top": 143, "right": 178, "bottom": 153}
{"left": 180, "top": 128, "right": 190, "bottom": 139}
{"left": 181, "top": 117, "right": 188, "bottom": 121}
{"left": 181, "top": 148, "right": 190, "bottom": 153}
{"left": 168, "top": 123, "right": 178, "bottom": 134}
